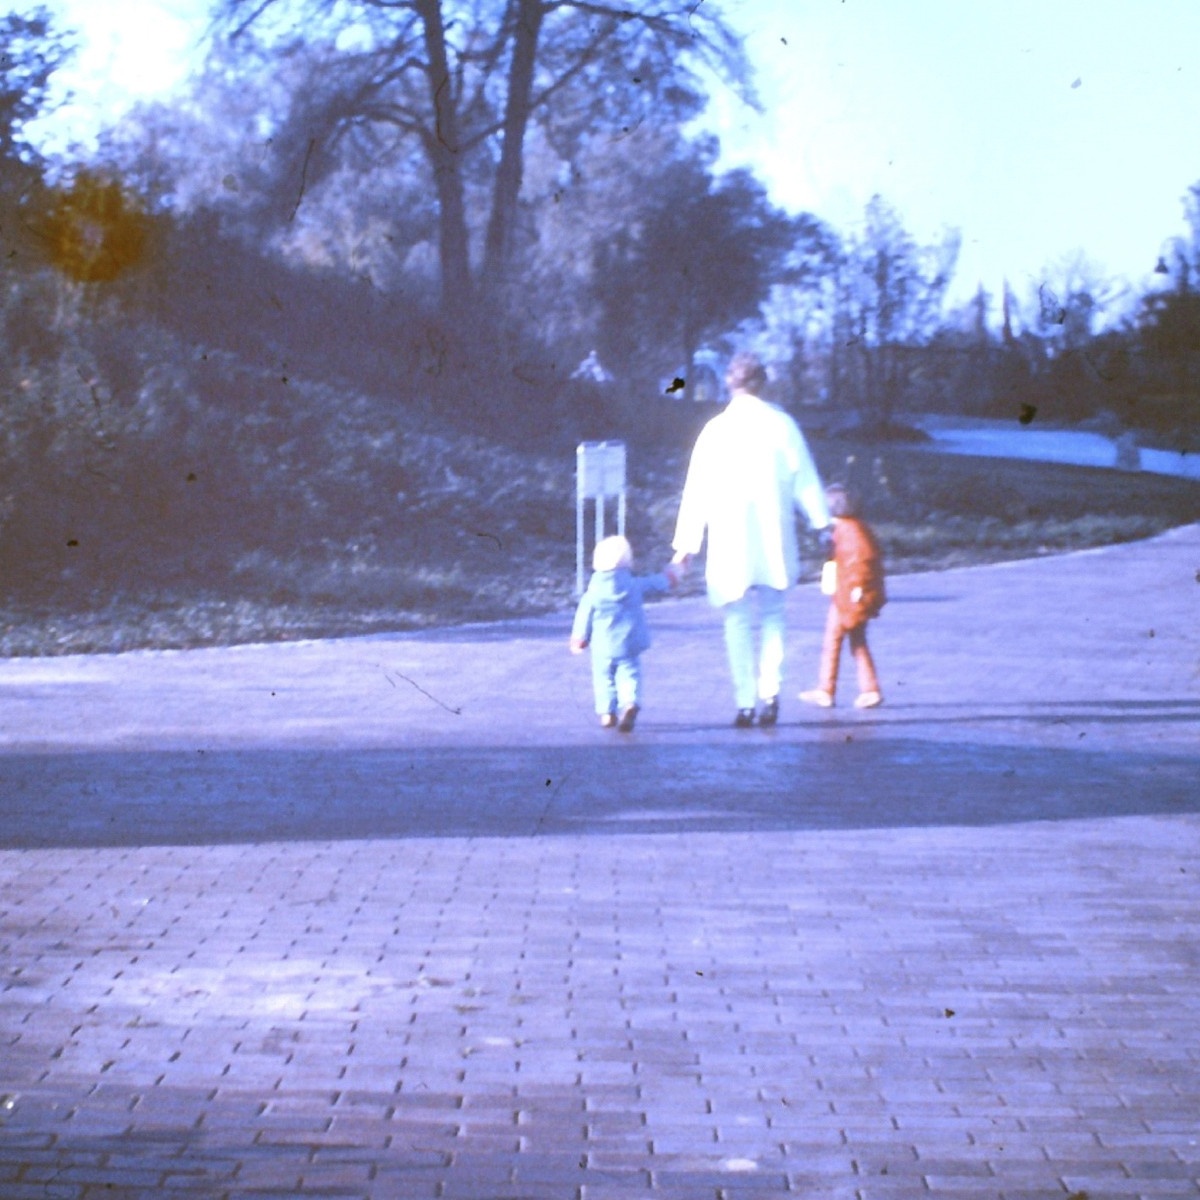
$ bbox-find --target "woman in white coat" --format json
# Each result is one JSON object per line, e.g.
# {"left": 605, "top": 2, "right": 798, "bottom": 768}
{"left": 672, "top": 351, "right": 831, "bottom": 727}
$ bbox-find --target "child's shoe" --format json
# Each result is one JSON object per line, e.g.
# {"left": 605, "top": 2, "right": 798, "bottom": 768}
{"left": 757, "top": 696, "right": 779, "bottom": 727}
{"left": 617, "top": 704, "right": 639, "bottom": 732}
{"left": 798, "top": 689, "right": 834, "bottom": 708}
{"left": 733, "top": 708, "right": 756, "bottom": 728}
{"left": 854, "top": 691, "right": 883, "bottom": 709}
{"left": 600, "top": 713, "right": 617, "bottom": 728}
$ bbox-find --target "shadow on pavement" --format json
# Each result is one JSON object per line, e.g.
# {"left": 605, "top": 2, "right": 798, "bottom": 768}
{"left": 705, "top": 698, "right": 1200, "bottom": 735}
{"left": 2, "top": 737, "right": 1195, "bottom": 849}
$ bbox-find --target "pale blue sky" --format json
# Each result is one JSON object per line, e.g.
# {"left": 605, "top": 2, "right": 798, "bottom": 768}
{"left": 36, "top": 0, "right": 205, "bottom": 137}
{"left": 714, "top": 0, "right": 1200, "bottom": 310}
{"left": 31, "top": 0, "right": 1200, "bottom": 314}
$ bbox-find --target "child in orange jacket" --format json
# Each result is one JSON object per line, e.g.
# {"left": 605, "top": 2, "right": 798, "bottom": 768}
{"left": 799, "top": 484, "right": 886, "bottom": 709}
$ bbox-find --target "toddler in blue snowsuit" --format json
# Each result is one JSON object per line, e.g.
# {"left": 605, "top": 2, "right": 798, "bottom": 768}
{"left": 570, "top": 535, "right": 675, "bottom": 732}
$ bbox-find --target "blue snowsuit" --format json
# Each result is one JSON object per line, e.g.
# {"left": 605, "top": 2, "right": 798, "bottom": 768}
{"left": 572, "top": 566, "right": 671, "bottom": 715}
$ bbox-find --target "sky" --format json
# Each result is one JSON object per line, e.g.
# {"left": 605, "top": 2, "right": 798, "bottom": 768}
{"left": 32, "top": 0, "right": 207, "bottom": 140}
{"left": 711, "top": 0, "right": 1200, "bottom": 313}
{"left": 26, "top": 0, "right": 1200, "bottom": 318}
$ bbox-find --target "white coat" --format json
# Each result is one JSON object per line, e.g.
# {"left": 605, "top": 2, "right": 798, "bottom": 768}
{"left": 673, "top": 392, "right": 830, "bottom": 607}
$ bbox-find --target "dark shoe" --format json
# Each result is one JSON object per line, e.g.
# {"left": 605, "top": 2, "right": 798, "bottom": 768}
{"left": 599, "top": 713, "right": 617, "bottom": 728}
{"left": 758, "top": 696, "right": 779, "bottom": 727}
{"left": 617, "top": 704, "right": 639, "bottom": 732}
{"left": 733, "top": 708, "right": 756, "bottom": 728}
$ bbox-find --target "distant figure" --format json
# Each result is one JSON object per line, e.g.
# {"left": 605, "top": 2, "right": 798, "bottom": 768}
{"left": 799, "top": 484, "right": 886, "bottom": 710}
{"left": 672, "top": 351, "right": 831, "bottom": 727}
{"left": 1114, "top": 431, "right": 1141, "bottom": 472}
{"left": 571, "top": 535, "right": 676, "bottom": 732}
{"left": 571, "top": 349, "right": 614, "bottom": 384}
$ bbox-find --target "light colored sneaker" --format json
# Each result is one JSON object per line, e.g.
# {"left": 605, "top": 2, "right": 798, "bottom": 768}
{"left": 854, "top": 691, "right": 883, "bottom": 709}
{"left": 798, "top": 689, "right": 834, "bottom": 708}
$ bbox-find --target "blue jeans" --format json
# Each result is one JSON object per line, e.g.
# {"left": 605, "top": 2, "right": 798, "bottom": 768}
{"left": 722, "top": 586, "right": 787, "bottom": 711}
{"left": 592, "top": 653, "right": 641, "bottom": 715}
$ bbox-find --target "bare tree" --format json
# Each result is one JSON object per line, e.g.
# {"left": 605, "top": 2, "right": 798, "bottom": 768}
{"left": 211, "top": 0, "right": 749, "bottom": 326}
{"left": 1031, "top": 250, "right": 1123, "bottom": 350}
{"left": 1142, "top": 183, "right": 1200, "bottom": 407}
{"left": 832, "top": 195, "right": 959, "bottom": 430}
{"left": 599, "top": 152, "right": 797, "bottom": 389}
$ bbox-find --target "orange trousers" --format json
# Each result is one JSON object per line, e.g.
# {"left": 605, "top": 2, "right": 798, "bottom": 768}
{"left": 818, "top": 603, "right": 880, "bottom": 698}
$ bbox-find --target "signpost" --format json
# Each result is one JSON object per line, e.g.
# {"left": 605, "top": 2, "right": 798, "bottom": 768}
{"left": 576, "top": 440, "right": 627, "bottom": 595}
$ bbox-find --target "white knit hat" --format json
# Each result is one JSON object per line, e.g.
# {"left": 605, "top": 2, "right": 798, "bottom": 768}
{"left": 593, "top": 534, "right": 633, "bottom": 572}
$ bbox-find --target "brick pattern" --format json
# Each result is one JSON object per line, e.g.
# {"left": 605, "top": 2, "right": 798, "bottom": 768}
{"left": 3, "top": 527, "right": 1198, "bottom": 1197}
{"left": 3, "top": 817, "right": 1199, "bottom": 1198}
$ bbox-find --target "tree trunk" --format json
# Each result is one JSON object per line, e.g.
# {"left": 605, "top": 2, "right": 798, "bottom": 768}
{"left": 879, "top": 342, "right": 896, "bottom": 428}
{"left": 827, "top": 325, "right": 840, "bottom": 409}
{"left": 481, "top": 0, "right": 544, "bottom": 300}
{"left": 680, "top": 282, "right": 700, "bottom": 404}
{"left": 857, "top": 308, "right": 877, "bottom": 426}
{"left": 416, "top": 0, "right": 473, "bottom": 319}
{"left": 682, "top": 335, "right": 699, "bottom": 405}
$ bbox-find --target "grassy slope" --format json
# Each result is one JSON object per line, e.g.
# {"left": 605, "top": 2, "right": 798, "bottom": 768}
{"left": 1, "top": 416, "right": 1196, "bottom": 658}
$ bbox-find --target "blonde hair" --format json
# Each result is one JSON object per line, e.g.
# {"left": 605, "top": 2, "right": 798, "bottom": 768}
{"left": 593, "top": 534, "right": 633, "bottom": 571}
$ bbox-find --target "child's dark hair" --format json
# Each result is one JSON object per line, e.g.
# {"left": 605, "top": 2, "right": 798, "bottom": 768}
{"left": 825, "top": 483, "right": 860, "bottom": 519}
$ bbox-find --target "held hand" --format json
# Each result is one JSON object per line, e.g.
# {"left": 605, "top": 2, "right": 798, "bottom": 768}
{"left": 670, "top": 551, "right": 692, "bottom": 576}
{"left": 569, "top": 638, "right": 587, "bottom": 655}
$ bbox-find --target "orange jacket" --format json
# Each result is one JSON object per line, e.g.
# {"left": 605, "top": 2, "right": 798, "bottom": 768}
{"left": 832, "top": 517, "right": 886, "bottom": 629}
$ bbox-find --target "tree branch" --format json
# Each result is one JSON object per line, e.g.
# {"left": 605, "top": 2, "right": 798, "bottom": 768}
{"left": 224, "top": 0, "right": 285, "bottom": 41}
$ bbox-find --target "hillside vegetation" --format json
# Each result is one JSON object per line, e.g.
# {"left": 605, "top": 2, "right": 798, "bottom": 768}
{"left": 1, "top": 6, "right": 1198, "bottom": 659}
{"left": 2, "top": 344, "right": 1194, "bottom": 657}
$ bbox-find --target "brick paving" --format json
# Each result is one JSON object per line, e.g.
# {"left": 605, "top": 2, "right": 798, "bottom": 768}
{"left": 0, "top": 524, "right": 1198, "bottom": 1199}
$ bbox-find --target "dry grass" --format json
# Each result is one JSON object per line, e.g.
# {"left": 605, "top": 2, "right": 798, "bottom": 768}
{"left": 1, "top": 433, "right": 1195, "bottom": 658}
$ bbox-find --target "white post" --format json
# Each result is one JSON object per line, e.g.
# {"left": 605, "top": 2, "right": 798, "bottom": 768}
{"left": 575, "top": 441, "right": 628, "bottom": 595}
{"left": 576, "top": 490, "right": 586, "bottom": 597}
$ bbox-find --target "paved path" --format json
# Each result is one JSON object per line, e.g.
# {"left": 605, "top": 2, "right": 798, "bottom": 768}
{"left": 1, "top": 526, "right": 1198, "bottom": 1199}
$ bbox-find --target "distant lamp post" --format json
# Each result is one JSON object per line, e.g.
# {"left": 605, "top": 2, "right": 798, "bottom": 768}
{"left": 1155, "top": 239, "right": 1191, "bottom": 291}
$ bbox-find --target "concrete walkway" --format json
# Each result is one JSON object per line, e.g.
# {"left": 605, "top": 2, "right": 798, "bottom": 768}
{"left": 1, "top": 525, "right": 1198, "bottom": 1198}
